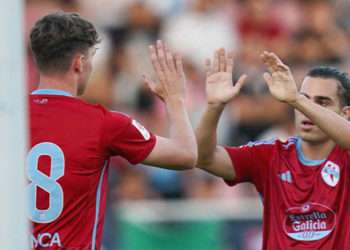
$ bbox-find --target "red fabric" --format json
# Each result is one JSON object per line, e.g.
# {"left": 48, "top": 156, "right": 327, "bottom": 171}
{"left": 225, "top": 137, "right": 350, "bottom": 249}
{"left": 29, "top": 94, "right": 156, "bottom": 249}
{"left": 238, "top": 16, "right": 285, "bottom": 40}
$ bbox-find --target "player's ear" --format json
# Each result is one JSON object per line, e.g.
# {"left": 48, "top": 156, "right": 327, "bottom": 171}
{"left": 72, "top": 53, "right": 84, "bottom": 74}
{"left": 341, "top": 106, "right": 350, "bottom": 121}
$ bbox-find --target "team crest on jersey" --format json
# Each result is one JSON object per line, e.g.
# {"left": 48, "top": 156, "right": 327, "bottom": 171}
{"left": 321, "top": 161, "right": 340, "bottom": 187}
{"left": 283, "top": 203, "right": 336, "bottom": 241}
{"left": 132, "top": 120, "right": 151, "bottom": 140}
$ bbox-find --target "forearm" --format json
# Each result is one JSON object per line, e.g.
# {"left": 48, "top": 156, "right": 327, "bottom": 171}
{"left": 196, "top": 103, "right": 225, "bottom": 166}
{"left": 165, "top": 97, "right": 197, "bottom": 166}
{"left": 291, "top": 94, "right": 350, "bottom": 149}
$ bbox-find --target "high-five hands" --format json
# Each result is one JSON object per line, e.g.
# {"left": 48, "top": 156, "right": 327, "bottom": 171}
{"left": 261, "top": 51, "right": 298, "bottom": 104}
{"left": 143, "top": 40, "right": 186, "bottom": 102}
{"left": 144, "top": 44, "right": 297, "bottom": 106}
{"left": 205, "top": 48, "right": 247, "bottom": 106}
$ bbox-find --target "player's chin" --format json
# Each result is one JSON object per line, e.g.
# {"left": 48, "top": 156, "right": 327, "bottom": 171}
{"left": 298, "top": 130, "right": 328, "bottom": 144}
{"left": 77, "top": 84, "right": 87, "bottom": 96}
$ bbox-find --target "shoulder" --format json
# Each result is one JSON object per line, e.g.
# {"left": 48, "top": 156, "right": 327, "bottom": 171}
{"left": 224, "top": 138, "right": 280, "bottom": 160}
{"left": 103, "top": 110, "right": 132, "bottom": 127}
{"left": 101, "top": 110, "right": 139, "bottom": 139}
{"left": 279, "top": 136, "right": 299, "bottom": 149}
{"left": 72, "top": 98, "right": 109, "bottom": 116}
{"left": 229, "top": 136, "right": 298, "bottom": 152}
{"left": 241, "top": 137, "right": 281, "bottom": 149}
{"left": 30, "top": 95, "right": 110, "bottom": 117}
{"left": 333, "top": 144, "right": 350, "bottom": 159}
{"left": 66, "top": 98, "right": 131, "bottom": 123}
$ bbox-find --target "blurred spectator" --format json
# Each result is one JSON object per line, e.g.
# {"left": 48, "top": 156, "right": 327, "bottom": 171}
{"left": 112, "top": 167, "right": 158, "bottom": 200}
{"left": 337, "top": 0, "right": 350, "bottom": 35}
{"left": 183, "top": 172, "right": 219, "bottom": 199}
{"left": 237, "top": 0, "right": 293, "bottom": 60}
{"left": 292, "top": 0, "right": 348, "bottom": 65}
{"left": 242, "top": 227, "right": 263, "bottom": 250}
{"left": 146, "top": 167, "right": 184, "bottom": 199}
{"left": 258, "top": 106, "right": 295, "bottom": 141}
{"left": 162, "top": 0, "right": 239, "bottom": 68}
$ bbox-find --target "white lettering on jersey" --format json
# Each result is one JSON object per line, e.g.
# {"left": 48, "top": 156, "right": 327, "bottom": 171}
{"left": 132, "top": 119, "right": 151, "bottom": 140}
{"left": 292, "top": 220, "right": 327, "bottom": 232}
{"left": 284, "top": 203, "right": 336, "bottom": 241}
{"left": 50, "top": 233, "right": 62, "bottom": 247}
{"left": 31, "top": 232, "right": 62, "bottom": 248}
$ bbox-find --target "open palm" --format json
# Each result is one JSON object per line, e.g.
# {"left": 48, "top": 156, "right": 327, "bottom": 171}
{"left": 205, "top": 49, "right": 247, "bottom": 105}
{"left": 261, "top": 51, "right": 298, "bottom": 103}
{"left": 143, "top": 40, "right": 186, "bottom": 102}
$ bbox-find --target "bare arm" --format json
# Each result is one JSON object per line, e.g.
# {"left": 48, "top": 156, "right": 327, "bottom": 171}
{"left": 261, "top": 51, "right": 350, "bottom": 150}
{"left": 291, "top": 94, "right": 350, "bottom": 149}
{"left": 196, "top": 103, "right": 235, "bottom": 179}
{"left": 142, "top": 41, "right": 197, "bottom": 170}
{"left": 196, "top": 48, "right": 247, "bottom": 179}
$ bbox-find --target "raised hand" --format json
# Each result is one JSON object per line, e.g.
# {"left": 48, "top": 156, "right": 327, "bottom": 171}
{"left": 261, "top": 51, "right": 298, "bottom": 103}
{"left": 205, "top": 48, "right": 247, "bottom": 106}
{"left": 143, "top": 40, "right": 186, "bottom": 102}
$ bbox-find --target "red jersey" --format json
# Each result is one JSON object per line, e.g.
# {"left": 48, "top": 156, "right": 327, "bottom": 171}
{"left": 225, "top": 137, "right": 350, "bottom": 250}
{"left": 28, "top": 90, "right": 156, "bottom": 250}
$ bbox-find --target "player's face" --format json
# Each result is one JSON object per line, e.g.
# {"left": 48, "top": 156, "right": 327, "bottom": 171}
{"left": 295, "top": 76, "right": 342, "bottom": 143}
{"left": 77, "top": 47, "right": 97, "bottom": 95}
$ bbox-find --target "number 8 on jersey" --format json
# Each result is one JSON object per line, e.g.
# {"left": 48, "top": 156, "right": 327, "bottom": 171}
{"left": 27, "top": 142, "right": 65, "bottom": 223}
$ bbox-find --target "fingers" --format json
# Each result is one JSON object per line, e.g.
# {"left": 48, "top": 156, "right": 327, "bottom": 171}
{"left": 174, "top": 53, "right": 184, "bottom": 75}
{"left": 213, "top": 49, "right": 220, "bottom": 73}
{"left": 151, "top": 40, "right": 181, "bottom": 74}
{"left": 207, "top": 48, "right": 234, "bottom": 76}
{"left": 147, "top": 40, "right": 185, "bottom": 100}
{"left": 261, "top": 51, "right": 277, "bottom": 72}
{"left": 149, "top": 40, "right": 180, "bottom": 81}
{"left": 143, "top": 74, "right": 164, "bottom": 100}
{"left": 149, "top": 45, "right": 166, "bottom": 82}
{"left": 261, "top": 51, "right": 289, "bottom": 73}
{"left": 142, "top": 74, "right": 156, "bottom": 92}
{"left": 164, "top": 43, "right": 176, "bottom": 72}
{"left": 234, "top": 74, "right": 248, "bottom": 91}
{"left": 219, "top": 48, "right": 226, "bottom": 72}
{"left": 226, "top": 51, "right": 234, "bottom": 73}
{"left": 263, "top": 72, "right": 273, "bottom": 87}
{"left": 205, "top": 58, "right": 212, "bottom": 76}
{"left": 156, "top": 40, "right": 168, "bottom": 72}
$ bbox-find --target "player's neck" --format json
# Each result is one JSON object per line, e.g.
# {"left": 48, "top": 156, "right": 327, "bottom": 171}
{"left": 38, "top": 74, "right": 78, "bottom": 96}
{"left": 299, "top": 139, "right": 336, "bottom": 161}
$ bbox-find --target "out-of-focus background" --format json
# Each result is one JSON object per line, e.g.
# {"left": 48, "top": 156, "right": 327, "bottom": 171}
{"left": 25, "top": 0, "right": 350, "bottom": 249}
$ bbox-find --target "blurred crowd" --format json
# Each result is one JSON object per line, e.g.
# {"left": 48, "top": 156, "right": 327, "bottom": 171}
{"left": 26, "top": 0, "right": 350, "bottom": 204}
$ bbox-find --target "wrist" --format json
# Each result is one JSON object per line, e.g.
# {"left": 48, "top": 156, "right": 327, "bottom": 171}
{"left": 208, "top": 101, "right": 226, "bottom": 108}
{"left": 165, "top": 96, "right": 186, "bottom": 107}
{"left": 207, "top": 102, "right": 226, "bottom": 112}
{"left": 288, "top": 93, "right": 305, "bottom": 107}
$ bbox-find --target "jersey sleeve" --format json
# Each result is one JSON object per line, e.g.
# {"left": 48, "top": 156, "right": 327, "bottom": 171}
{"left": 224, "top": 140, "right": 276, "bottom": 194}
{"left": 102, "top": 111, "right": 156, "bottom": 164}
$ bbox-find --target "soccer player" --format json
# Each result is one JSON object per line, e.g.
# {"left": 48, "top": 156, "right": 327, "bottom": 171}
{"left": 28, "top": 12, "right": 197, "bottom": 249}
{"left": 196, "top": 48, "right": 350, "bottom": 249}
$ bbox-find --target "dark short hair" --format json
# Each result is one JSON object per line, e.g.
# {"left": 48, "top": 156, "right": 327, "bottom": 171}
{"left": 307, "top": 66, "right": 350, "bottom": 107}
{"left": 30, "top": 12, "right": 100, "bottom": 73}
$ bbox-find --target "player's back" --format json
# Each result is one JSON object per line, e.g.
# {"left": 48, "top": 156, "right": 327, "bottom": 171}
{"left": 29, "top": 91, "right": 110, "bottom": 250}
